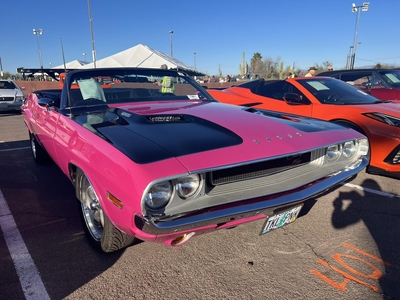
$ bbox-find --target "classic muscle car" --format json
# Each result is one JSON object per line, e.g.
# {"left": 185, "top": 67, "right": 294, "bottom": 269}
{"left": 208, "top": 77, "right": 400, "bottom": 179}
{"left": 22, "top": 68, "right": 369, "bottom": 253}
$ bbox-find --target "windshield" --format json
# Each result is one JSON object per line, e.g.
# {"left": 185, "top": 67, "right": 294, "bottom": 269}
{"left": 66, "top": 69, "right": 213, "bottom": 108}
{"left": 378, "top": 70, "right": 400, "bottom": 88}
{"left": 296, "top": 77, "right": 382, "bottom": 104}
{"left": 0, "top": 80, "right": 17, "bottom": 90}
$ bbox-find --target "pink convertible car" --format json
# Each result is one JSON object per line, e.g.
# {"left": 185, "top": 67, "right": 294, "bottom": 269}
{"left": 22, "top": 68, "right": 369, "bottom": 253}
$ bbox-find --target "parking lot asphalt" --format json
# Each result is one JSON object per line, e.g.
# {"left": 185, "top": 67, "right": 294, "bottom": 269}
{"left": 1, "top": 112, "right": 399, "bottom": 300}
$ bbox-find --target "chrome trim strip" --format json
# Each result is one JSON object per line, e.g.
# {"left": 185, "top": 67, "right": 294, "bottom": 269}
{"left": 135, "top": 157, "right": 368, "bottom": 235}
{"left": 188, "top": 137, "right": 363, "bottom": 175}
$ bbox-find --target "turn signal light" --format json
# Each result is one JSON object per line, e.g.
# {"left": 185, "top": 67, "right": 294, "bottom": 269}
{"left": 107, "top": 191, "right": 123, "bottom": 209}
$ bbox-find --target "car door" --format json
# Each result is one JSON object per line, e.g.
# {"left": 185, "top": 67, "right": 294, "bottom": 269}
{"left": 338, "top": 71, "right": 394, "bottom": 100}
{"left": 338, "top": 71, "right": 372, "bottom": 94}
{"left": 367, "top": 72, "right": 398, "bottom": 100}
{"left": 34, "top": 101, "right": 61, "bottom": 164}
{"left": 253, "top": 81, "right": 313, "bottom": 117}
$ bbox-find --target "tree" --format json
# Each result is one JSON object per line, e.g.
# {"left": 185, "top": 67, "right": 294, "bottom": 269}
{"left": 322, "top": 61, "right": 333, "bottom": 71}
{"left": 373, "top": 63, "right": 399, "bottom": 69}
{"left": 250, "top": 52, "right": 263, "bottom": 76}
{"left": 0, "top": 71, "right": 12, "bottom": 79}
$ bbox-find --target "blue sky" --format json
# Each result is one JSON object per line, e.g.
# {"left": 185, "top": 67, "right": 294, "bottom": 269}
{"left": 1, "top": 0, "right": 399, "bottom": 76}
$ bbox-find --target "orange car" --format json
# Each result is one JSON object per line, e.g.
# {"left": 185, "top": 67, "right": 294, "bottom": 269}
{"left": 208, "top": 77, "right": 400, "bottom": 179}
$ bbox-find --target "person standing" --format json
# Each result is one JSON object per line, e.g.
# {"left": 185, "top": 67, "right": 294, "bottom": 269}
{"left": 305, "top": 66, "right": 317, "bottom": 77}
{"left": 327, "top": 65, "right": 333, "bottom": 71}
{"left": 285, "top": 71, "right": 295, "bottom": 79}
{"left": 160, "top": 64, "right": 175, "bottom": 93}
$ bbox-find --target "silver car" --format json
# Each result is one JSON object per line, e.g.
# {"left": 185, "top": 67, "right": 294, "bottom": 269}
{"left": 0, "top": 80, "right": 25, "bottom": 112}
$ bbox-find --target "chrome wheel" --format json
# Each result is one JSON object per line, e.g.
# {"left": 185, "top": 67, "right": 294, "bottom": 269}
{"left": 76, "top": 168, "right": 137, "bottom": 252}
{"left": 30, "top": 134, "right": 37, "bottom": 160}
{"left": 29, "top": 131, "right": 50, "bottom": 165}
{"left": 79, "top": 174, "right": 104, "bottom": 241}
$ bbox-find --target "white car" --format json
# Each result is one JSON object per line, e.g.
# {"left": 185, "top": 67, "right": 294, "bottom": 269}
{"left": 0, "top": 80, "right": 25, "bottom": 112}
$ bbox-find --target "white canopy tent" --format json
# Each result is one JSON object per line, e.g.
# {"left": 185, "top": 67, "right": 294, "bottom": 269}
{"left": 52, "top": 60, "right": 87, "bottom": 69}
{"left": 79, "top": 44, "right": 203, "bottom": 76}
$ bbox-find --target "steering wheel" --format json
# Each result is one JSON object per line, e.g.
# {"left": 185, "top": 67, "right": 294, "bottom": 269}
{"left": 326, "top": 94, "right": 341, "bottom": 102}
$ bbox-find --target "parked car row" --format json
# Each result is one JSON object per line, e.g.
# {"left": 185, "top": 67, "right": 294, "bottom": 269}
{"left": 317, "top": 68, "right": 400, "bottom": 101}
{"left": 208, "top": 76, "right": 400, "bottom": 179}
{"left": 0, "top": 79, "right": 25, "bottom": 112}
{"left": 21, "top": 68, "right": 369, "bottom": 253}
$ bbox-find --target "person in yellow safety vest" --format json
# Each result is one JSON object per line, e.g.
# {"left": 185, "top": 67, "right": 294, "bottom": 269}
{"left": 285, "top": 71, "right": 296, "bottom": 79}
{"left": 160, "top": 64, "right": 176, "bottom": 93}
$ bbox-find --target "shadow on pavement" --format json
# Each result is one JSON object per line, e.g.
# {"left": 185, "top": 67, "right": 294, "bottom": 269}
{"left": 331, "top": 178, "right": 400, "bottom": 299}
{"left": 0, "top": 111, "right": 21, "bottom": 117}
{"left": 0, "top": 140, "right": 124, "bottom": 300}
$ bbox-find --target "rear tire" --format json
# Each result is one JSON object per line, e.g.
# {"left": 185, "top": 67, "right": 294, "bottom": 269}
{"left": 29, "top": 131, "right": 50, "bottom": 165}
{"left": 75, "top": 168, "right": 136, "bottom": 253}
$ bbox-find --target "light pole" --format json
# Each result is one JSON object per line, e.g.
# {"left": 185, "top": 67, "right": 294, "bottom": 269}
{"left": 169, "top": 30, "right": 173, "bottom": 57}
{"left": 350, "top": 2, "right": 369, "bottom": 69}
{"left": 194, "top": 52, "right": 196, "bottom": 69}
{"left": 33, "top": 29, "right": 43, "bottom": 69}
{"left": 49, "top": 62, "right": 52, "bottom": 69}
{"left": 87, "top": 0, "right": 97, "bottom": 67}
{"left": 83, "top": 52, "right": 86, "bottom": 63}
{"left": 346, "top": 46, "right": 354, "bottom": 69}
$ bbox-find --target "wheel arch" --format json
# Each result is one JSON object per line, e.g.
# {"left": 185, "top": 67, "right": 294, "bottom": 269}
{"left": 330, "top": 119, "right": 367, "bottom": 136}
{"left": 69, "top": 163, "right": 115, "bottom": 220}
{"left": 330, "top": 118, "right": 372, "bottom": 160}
{"left": 72, "top": 163, "right": 137, "bottom": 252}
{"left": 69, "top": 164, "right": 98, "bottom": 204}
{"left": 68, "top": 163, "right": 78, "bottom": 187}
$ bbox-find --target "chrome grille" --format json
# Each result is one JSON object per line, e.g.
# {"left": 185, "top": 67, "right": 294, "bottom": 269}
{"left": 0, "top": 97, "right": 14, "bottom": 102}
{"left": 206, "top": 148, "right": 329, "bottom": 197}
{"left": 211, "top": 152, "right": 312, "bottom": 185}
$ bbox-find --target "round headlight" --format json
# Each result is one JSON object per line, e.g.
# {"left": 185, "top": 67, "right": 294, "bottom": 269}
{"left": 342, "top": 141, "right": 356, "bottom": 158}
{"left": 326, "top": 144, "right": 341, "bottom": 162}
{"left": 145, "top": 181, "right": 172, "bottom": 208}
{"left": 176, "top": 174, "right": 200, "bottom": 199}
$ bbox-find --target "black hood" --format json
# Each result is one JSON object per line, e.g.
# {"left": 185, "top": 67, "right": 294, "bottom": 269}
{"left": 74, "top": 107, "right": 243, "bottom": 164}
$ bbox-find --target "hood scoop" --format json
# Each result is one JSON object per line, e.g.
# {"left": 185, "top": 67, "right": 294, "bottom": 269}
{"left": 145, "top": 114, "right": 193, "bottom": 124}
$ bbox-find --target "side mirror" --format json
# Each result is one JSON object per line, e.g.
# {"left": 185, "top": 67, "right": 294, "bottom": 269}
{"left": 283, "top": 93, "right": 305, "bottom": 105}
{"left": 38, "top": 97, "right": 56, "bottom": 108}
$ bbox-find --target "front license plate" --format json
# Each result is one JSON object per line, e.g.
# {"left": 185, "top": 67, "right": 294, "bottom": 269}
{"left": 261, "top": 204, "right": 303, "bottom": 235}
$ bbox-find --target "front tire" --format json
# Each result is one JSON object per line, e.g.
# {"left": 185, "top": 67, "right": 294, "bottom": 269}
{"left": 75, "top": 168, "right": 136, "bottom": 252}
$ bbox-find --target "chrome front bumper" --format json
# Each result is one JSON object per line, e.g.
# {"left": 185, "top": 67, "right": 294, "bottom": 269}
{"left": 0, "top": 101, "right": 23, "bottom": 111}
{"left": 134, "top": 157, "right": 368, "bottom": 235}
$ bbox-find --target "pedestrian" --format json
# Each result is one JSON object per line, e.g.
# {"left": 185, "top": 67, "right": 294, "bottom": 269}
{"left": 285, "top": 72, "right": 295, "bottom": 79}
{"left": 327, "top": 65, "right": 333, "bottom": 71}
{"left": 305, "top": 66, "right": 317, "bottom": 77}
{"left": 160, "top": 64, "right": 175, "bottom": 93}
